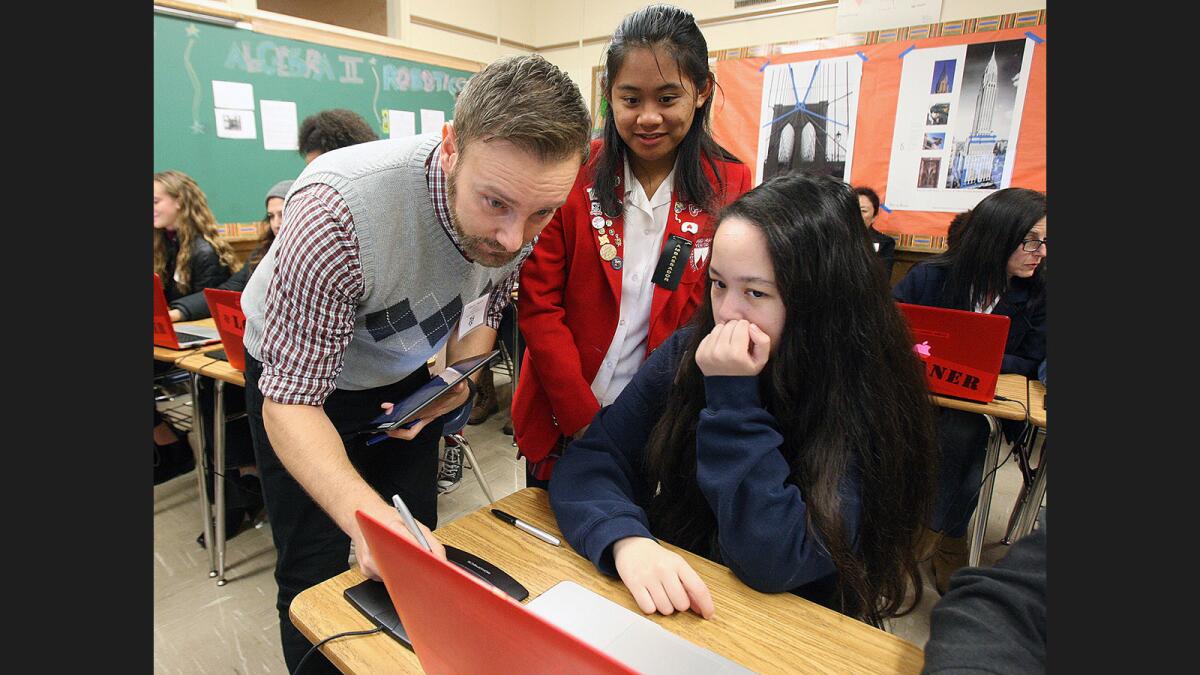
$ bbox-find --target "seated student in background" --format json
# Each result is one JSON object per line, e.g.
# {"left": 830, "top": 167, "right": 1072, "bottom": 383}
{"left": 893, "top": 187, "right": 1046, "bottom": 593}
{"left": 853, "top": 186, "right": 896, "bottom": 280}
{"left": 550, "top": 173, "right": 938, "bottom": 626}
{"left": 168, "top": 180, "right": 292, "bottom": 322}
{"left": 514, "top": 4, "right": 752, "bottom": 488}
{"left": 297, "top": 108, "right": 380, "bottom": 163}
{"left": 153, "top": 170, "right": 240, "bottom": 300}
{"left": 153, "top": 170, "right": 241, "bottom": 484}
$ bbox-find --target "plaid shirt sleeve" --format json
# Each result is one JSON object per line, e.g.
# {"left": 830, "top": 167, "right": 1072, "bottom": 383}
{"left": 484, "top": 267, "right": 520, "bottom": 330}
{"left": 256, "top": 184, "right": 365, "bottom": 406}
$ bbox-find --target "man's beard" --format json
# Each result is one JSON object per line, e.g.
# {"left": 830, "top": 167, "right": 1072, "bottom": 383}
{"left": 446, "top": 166, "right": 521, "bottom": 268}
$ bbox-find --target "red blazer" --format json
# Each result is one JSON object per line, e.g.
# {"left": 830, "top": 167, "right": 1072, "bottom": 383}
{"left": 513, "top": 139, "right": 752, "bottom": 476}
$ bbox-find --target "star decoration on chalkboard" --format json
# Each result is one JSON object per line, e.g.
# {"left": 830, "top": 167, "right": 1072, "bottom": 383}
{"left": 191, "top": 121, "right": 205, "bottom": 134}
{"left": 185, "top": 24, "right": 200, "bottom": 37}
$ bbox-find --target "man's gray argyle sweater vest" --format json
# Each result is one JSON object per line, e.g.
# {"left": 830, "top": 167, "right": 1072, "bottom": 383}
{"left": 242, "top": 133, "right": 524, "bottom": 391}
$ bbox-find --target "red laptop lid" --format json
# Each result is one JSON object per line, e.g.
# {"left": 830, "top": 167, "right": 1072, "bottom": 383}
{"left": 897, "top": 302, "right": 1010, "bottom": 403}
{"left": 356, "top": 510, "right": 636, "bottom": 675}
{"left": 203, "top": 288, "right": 247, "bottom": 371}
{"left": 152, "top": 273, "right": 182, "bottom": 350}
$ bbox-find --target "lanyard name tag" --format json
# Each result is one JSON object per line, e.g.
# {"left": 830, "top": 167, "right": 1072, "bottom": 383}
{"left": 651, "top": 234, "right": 692, "bottom": 291}
{"left": 458, "top": 293, "right": 489, "bottom": 339}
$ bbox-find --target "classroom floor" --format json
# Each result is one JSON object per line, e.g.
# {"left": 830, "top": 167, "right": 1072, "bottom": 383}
{"left": 153, "top": 375, "right": 1041, "bottom": 674}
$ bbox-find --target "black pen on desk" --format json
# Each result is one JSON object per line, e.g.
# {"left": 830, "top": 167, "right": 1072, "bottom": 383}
{"left": 491, "top": 509, "right": 560, "bottom": 547}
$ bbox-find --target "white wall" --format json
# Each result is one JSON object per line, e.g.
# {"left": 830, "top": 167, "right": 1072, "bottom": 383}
{"left": 533, "top": 0, "right": 1046, "bottom": 114}
{"left": 186, "top": 0, "right": 1044, "bottom": 91}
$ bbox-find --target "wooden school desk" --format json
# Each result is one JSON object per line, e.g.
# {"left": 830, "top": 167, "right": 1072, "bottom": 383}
{"left": 931, "top": 373, "right": 1030, "bottom": 566}
{"left": 175, "top": 346, "right": 246, "bottom": 586}
{"left": 153, "top": 318, "right": 219, "bottom": 362}
{"left": 291, "top": 489, "right": 925, "bottom": 674}
{"left": 1012, "top": 380, "right": 1047, "bottom": 539}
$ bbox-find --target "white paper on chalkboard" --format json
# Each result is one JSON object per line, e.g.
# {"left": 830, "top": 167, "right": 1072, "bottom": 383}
{"left": 388, "top": 110, "right": 416, "bottom": 138}
{"left": 215, "top": 108, "right": 257, "bottom": 139}
{"left": 212, "top": 81, "right": 255, "bottom": 110}
{"left": 261, "top": 100, "right": 299, "bottom": 150}
{"left": 420, "top": 109, "right": 445, "bottom": 134}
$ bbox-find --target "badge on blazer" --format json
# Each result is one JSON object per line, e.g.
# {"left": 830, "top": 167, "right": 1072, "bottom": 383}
{"left": 591, "top": 216, "right": 605, "bottom": 229}
{"left": 590, "top": 202, "right": 602, "bottom": 216}
{"left": 689, "top": 204, "right": 701, "bottom": 216}
{"left": 681, "top": 222, "right": 699, "bottom": 235}
{"left": 691, "top": 236, "right": 712, "bottom": 271}
{"left": 674, "top": 201, "right": 683, "bottom": 213}
{"left": 586, "top": 187, "right": 595, "bottom": 199}
{"left": 600, "top": 243, "right": 617, "bottom": 261}
{"left": 611, "top": 257, "right": 623, "bottom": 270}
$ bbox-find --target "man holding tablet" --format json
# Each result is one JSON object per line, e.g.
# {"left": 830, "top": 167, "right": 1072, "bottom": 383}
{"left": 239, "top": 55, "right": 590, "bottom": 673}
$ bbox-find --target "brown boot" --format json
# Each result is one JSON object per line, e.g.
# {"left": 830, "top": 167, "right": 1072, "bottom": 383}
{"left": 933, "top": 534, "right": 969, "bottom": 594}
{"left": 914, "top": 527, "right": 941, "bottom": 563}
{"left": 468, "top": 367, "right": 498, "bottom": 425}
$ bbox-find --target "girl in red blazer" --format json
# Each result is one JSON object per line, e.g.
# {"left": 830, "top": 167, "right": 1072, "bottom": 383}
{"left": 514, "top": 5, "right": 751, "bottom": 486}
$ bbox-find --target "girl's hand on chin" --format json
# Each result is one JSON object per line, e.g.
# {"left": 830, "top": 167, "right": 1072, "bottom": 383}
{"left": 695, "top": 319, "right": 770, "bottom": 377}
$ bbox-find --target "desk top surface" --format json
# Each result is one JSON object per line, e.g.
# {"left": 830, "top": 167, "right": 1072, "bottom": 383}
{"left": 290, "top": 489, "right": 924, "bottom": 675}
{"left": 153, "top": 319, "right": 219, "bottom": 363}
{"left": 176, "top": 347, "right": 247, "bottom": 387}
{"left": 932, "top": 373, "right": 1029, "bottom": 421}
{"left": 1027, "top": 380, "right": 1046, "bottom": 428}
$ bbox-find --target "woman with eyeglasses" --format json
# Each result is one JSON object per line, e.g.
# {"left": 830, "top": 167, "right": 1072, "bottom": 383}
{"left": 892, "top": 186, "right": 1046, "bottom": 594}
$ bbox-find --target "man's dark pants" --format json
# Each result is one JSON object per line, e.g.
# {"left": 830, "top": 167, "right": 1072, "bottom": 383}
{"left": 245, "top": 353, "right": 440, "bottom": 674}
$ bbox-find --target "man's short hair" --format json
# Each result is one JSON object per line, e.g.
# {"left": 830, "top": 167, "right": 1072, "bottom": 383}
{"left": 453, "top": 54, "right": 591, "bottom": 163}
{"left": 297, "top": 109, "right": 380, "bottom": 157}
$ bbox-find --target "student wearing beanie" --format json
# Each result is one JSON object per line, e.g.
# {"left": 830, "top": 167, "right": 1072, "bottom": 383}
{"left": 168, "top": 180, "right": 293, "bottom": 322}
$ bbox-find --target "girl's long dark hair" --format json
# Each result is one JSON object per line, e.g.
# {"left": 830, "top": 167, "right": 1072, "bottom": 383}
{"left": 643, "top": 172, "right": 937, "bottom": 625}
{"left": 594, "top": 4, "right": 740, "bottom": 216}
{"left": 932, "top": 187, "right": 1047, "bottom": 311}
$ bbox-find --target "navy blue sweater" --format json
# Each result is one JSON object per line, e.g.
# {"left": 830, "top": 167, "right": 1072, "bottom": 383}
{"left": 549, "top": 328, "right": 860, "bottom": 605}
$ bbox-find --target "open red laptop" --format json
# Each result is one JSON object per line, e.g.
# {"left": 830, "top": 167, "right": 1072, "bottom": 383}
{"left": 355, "top": 510, "right": 635, "bottom": 675}
{"left": 153, "top": 273, "right": 220, "bottom": 350}
{"left": 897, "top": 302, "right": 1010, "bottom": 403}
{"left": 203, "top": 288, "right": 247, "bottom": 371}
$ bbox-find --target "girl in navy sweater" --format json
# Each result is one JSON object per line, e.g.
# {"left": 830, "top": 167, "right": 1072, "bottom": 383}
{"left": 550, "top": 173, "right": 937, "bottom": 626}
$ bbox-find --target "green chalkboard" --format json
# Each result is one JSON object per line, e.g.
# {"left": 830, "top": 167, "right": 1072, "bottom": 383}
{"left": 153, "top": 14, "right": 473, "bottom": 224}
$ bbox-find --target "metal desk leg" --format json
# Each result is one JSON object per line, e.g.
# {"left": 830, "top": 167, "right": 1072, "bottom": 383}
{"left": 968, "top": 414, "right": 1002, "bottom": 567}
{"left": 452, "top": 434, "right": 495, "bottom": 504}
{"left": 190, "top": 372, "right": 217, "bottom": 578}
{"left": 1014, "top": 435, "right": 1047, "bottom": 539}
{"left": 1002, "top": 425, "right": 1037, "bottom": 545}
{"left": 214, "top": 379, "right": 228, "bottom": 586}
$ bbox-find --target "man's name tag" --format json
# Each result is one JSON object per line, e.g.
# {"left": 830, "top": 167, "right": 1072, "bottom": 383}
{"left": 651, "top": 234, "right": 692, "bottom": 291}
{"left": 458, "top": 294, "right": 489, "bottom": 339}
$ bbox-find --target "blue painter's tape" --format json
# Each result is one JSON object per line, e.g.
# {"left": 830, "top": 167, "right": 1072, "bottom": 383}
{"left": 880, "top": 204, "right": 893, "bottom": 213}
{"left": 857, "top": 51, "right": 868, "bottom": 62}
{"left": 758, "top": 59, "right": 771, "bottom": 72}
{"left": 1025, "top": 31, "right": 1045, "bottom": 44}
{"left": 898, "top": 44, "right": 916, "bottom": 59}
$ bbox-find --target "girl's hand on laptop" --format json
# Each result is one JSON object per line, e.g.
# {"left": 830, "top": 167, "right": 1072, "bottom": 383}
{"left": 612, "top": 536, "right": 715, "bottom": 619}
{"left": 696, "top": 320, "right": 770, "bottom": 377}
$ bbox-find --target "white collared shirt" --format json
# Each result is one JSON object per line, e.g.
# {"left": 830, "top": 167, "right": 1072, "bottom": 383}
{"left": 590, "top": 158, "right": 676, "bottom": 407}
